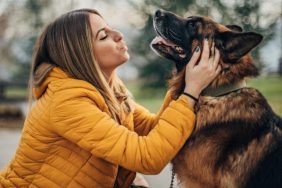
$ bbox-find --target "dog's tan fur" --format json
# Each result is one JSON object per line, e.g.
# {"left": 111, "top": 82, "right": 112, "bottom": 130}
{"left": 174, "top": 132, "right": 274, "bottom": 188}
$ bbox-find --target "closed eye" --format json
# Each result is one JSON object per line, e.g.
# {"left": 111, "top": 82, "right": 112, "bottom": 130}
{"left": 100, "top": 35, "right": 108, "bottom": 40}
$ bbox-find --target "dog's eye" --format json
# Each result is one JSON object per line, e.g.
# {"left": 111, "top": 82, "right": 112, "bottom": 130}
{"left": 188, "top": 22, "right": 196, "bottom": 28}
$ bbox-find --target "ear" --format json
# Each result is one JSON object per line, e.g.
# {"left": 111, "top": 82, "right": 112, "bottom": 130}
{"left": 216, "top": 31, "right": 263, "bottom": 62}
{"left": 225, "top": 25, "right": 243, "bottom": 32}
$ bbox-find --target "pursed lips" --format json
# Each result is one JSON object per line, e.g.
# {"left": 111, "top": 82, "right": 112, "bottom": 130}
{"left": 118, "top": 42, "right": 128, "bottom": 51}
{"left": 120, "top": 45, "right": 128, "bottom": 51}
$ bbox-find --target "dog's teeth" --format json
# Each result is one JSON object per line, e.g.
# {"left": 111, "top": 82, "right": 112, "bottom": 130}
{"left": 174, "top": 46, "right": 184, "bottom": 54}
{"left": 179, "top": 54, "right": 186, "bottom": 58}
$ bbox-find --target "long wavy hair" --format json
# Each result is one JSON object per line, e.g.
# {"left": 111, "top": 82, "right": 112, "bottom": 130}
{"left": 29, "top": 8, "right": 131, "bottom": 123}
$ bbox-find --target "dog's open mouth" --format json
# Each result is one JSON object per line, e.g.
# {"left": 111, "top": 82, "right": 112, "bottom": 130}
{"left": 151, "top": 36, "right": 186, "bottom": 57}
{"left": 151, "top": 34, "right": 186, "bottom": 61}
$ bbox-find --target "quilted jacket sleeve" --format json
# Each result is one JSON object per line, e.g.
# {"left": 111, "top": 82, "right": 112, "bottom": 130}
{"left": 133, "top": 91, "right": 172, "bottom": 136}
{"left": 50, "top": 90, "right": 195, "bottom": 175}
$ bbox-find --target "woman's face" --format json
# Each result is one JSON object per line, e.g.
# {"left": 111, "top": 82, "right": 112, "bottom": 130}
{"left": 90, "top": 14, "right": 129, "bottom": 74}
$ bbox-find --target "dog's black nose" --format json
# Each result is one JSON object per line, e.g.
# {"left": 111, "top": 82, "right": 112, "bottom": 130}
{"left": 155, "top": 9, "right": 164, "bottom": 18}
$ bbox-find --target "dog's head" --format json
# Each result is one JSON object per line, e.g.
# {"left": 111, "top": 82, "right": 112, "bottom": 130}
{"left": 151, "top": 9, "right": 263, "bottom": 93}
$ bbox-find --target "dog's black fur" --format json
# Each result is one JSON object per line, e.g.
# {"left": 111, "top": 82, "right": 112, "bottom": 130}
{"left": 151, "top": 9, "right": 282, "bottom": 188}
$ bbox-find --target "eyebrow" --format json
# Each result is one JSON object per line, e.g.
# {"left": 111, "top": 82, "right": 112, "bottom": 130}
{"left": 95, "top": 28, "right": 105, "bottom": 39}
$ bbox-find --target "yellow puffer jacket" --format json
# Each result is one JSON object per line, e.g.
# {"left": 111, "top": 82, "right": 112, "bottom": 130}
{"left": 0, "top": 67, "right": 195, "bottom": 188}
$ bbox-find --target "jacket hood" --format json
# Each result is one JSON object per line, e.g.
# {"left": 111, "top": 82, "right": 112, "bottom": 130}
{"left": 32, "top": 66, "right": 109, "bottom": 112}
{"left": 33, "top": 67, "right": 71, "bottom": 99}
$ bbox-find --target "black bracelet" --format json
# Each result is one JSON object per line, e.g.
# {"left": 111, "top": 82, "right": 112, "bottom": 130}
{"left": 183, "top": 92, "right": 199, "bottom": 102}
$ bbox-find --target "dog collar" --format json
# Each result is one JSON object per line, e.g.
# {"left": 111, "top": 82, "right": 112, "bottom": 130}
{"left": 201, "top": 80, "right": 247, "bottom": 97}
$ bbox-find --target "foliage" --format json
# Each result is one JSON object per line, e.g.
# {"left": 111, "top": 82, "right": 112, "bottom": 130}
{"left": 12, "top": 0, "right": 52, "bottom": 82}
{"left": 230, "top": 0, "right": 278, "bottom": 70}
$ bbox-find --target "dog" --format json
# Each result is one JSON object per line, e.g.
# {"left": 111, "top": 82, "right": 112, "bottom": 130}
{"left": 151, "top": 9, "right": 282, "bottom": 188}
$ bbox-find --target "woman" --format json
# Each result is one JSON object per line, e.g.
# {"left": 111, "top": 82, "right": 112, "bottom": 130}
{"left": 0, "top": 9, "right": 220, "bottom": 188}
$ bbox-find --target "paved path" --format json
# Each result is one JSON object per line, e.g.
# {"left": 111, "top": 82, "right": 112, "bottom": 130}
{"left": 0, "top": 128, "right": 22, "bottom": 169}
{"left": 0, "top": 128, "right": 180, "bottom": 187}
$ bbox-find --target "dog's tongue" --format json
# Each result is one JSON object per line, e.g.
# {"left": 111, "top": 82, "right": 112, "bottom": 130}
{"left": 151, "top": 36, "right": 175, "bottom": 47}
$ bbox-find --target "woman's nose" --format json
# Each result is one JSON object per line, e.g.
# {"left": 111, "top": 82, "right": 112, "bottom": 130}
{"left": 112, "top": 30, "right": 123, "bottom": 42}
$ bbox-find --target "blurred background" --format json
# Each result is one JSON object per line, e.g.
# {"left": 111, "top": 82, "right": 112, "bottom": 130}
{"left": 0, "top": 0, "right": 281, "bottom": 187}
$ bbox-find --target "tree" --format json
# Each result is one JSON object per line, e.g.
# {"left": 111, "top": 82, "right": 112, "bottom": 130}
{"left": 12, "top": 0, "right": 53, "bottom": 82}
{"left": 0, "top": 1, "right": 18, "bottom": 80}
{"left": 229, "top": 0, "right": 279, "bottom": 70}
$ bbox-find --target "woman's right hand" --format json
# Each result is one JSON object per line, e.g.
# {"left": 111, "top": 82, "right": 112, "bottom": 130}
{"left": 184, "top": 38, "right": 221, "bottom": 99}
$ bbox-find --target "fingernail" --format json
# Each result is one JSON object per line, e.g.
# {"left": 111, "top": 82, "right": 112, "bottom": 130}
{"left": 196, "top": 46, "right": 200, "bottom": 52}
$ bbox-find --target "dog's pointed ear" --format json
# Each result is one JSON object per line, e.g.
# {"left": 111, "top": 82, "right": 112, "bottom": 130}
{"left": 216, "top": 31, "right": 263, "bottom": 62}
{"left": 225, "top": 25, "right": 243, "bottom": 32}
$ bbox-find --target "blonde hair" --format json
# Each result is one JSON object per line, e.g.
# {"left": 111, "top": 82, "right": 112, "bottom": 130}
{"left": 30, "top": 8, "right": 131, "bottom": 123}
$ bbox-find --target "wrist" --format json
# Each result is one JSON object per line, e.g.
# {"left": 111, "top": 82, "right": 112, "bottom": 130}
{"left": 184, "top": 86, "right": 201, "bottom": 98}
{"left": 183, "top": 92, "right": 199, "bottom": 102}
{"left": 180, "top": 94, "right": 196, "bottom": 109}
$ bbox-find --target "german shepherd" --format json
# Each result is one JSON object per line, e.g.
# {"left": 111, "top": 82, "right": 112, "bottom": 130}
{"left": 151, "top": 9, "right": 282, "bottom": 188}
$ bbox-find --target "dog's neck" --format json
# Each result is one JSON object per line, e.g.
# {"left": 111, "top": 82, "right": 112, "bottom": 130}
{"left": 195, "top": 87, "right": 273, "bottom": 132}
{"left": 201, "top": 80, "right": 247, "bottom": 97}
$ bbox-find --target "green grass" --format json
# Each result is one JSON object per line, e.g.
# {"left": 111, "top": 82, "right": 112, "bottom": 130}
{"left": 126, "top": 76, "right": 282, "bottom": 115}
{"left": 133, "top": 98, "right": 164, "bottom": 113}
{"left": 126, "top": 82, "right": 166, "bottom": 113}
{"left": 248, "top": 76, "right": 282, "bottom": 116}
{"left": 5, "top": 87, "right": 28, "bottom": 98}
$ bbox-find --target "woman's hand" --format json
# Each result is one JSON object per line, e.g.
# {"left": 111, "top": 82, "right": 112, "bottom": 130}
{"left": 184, "top": 38, "right": 221, "bottom": 99}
